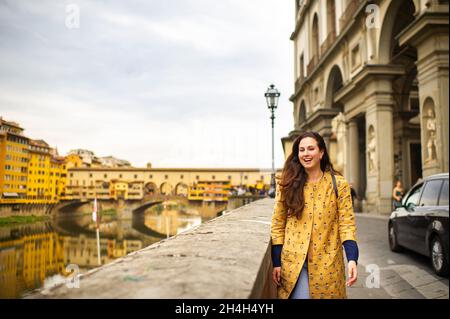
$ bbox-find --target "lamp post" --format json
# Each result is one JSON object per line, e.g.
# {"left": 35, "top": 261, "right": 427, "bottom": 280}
{"left": 265, "top": 84, "right": 280, "bottom": 198}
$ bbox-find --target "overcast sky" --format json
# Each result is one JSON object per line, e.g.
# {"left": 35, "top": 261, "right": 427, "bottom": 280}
{"left": 0, "top": 0, "right": 295, "bottom": 169}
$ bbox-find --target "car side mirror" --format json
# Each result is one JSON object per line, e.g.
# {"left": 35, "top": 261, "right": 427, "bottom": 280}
{"left": 405, "top": 202, "right": 415, "bottom": 211}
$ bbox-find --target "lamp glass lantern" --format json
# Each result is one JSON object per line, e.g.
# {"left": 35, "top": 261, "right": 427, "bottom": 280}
{"left": 265, "top": 84, "right": 280, "bottom": 109}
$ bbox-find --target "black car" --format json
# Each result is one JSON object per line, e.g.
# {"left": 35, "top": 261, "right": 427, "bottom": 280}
{"left": 388, "top": 173, "right": 449, "bottom": 276}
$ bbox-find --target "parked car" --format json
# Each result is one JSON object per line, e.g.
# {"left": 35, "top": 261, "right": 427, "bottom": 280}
{"left": 388, "top": 173, "right": 449, "bottom": 276}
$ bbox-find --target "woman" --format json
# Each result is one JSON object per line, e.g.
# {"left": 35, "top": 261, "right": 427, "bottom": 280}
{"left": 392, "top": 180, "right": 404, "bottom": 209}
{"left": 271, "top": 131, "right": 358, "bottom": 299}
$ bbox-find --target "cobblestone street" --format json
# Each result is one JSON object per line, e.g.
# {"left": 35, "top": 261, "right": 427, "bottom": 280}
{"left": 347, "top": 214, "right": 449, "bottom": 299}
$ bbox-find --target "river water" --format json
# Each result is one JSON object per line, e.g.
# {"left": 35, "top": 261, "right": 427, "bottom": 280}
{"left": 0, "top": 205, "right": 209, "bottom": 298}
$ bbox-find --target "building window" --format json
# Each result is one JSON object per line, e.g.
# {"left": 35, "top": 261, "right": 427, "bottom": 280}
{"left": 299, "top": 54, "right": 304, "bottom": 79}
{"left": 228, "top": 175, "right": 232, "bottom": 180}
{"left": 244, "top": 176, "right": 248, "bottom": 180}
{"left": 104, "top": 174, "right": 108, "bottom": 178}
{"left": 314, "top": 87, "right": 320, "bottom": 102}
{"left": 212, "top": 175, "right": 215, "bottom": 180}
{"left": 119, "top": 174, "right": 123, "bottom": 178}
{"left": 196, "top": 175, "right": 199, "bottom": 180}
{"left": 180, "top": 175, "right": 184, "bottom": 179}
{"left": 312, "top": 14, "right": 319, "bottom": 59}
{"left": 89, "top": 173, "right": 93, "bottom": 178}
{"left": 165, "top": 175, "right": 168, "bottom": 179}
{"left": 351, "top": 44, "right": 361, "bottom": 70}
{"left": 134, "top": 174, "right": 138, "bottom": 179}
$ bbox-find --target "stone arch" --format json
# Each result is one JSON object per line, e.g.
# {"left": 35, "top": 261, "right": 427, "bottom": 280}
{"left": 422, "top": 97, "right": 437, "bottom": 163}
{"left": 325, "top": 65, "right": 344, "bottom": 111}
{"left": 175, "top": 182, "right": 189, "bottom": 197}
{"left": 378, "top": 0, "right": 417, "bottom": 64}
{"left": 160, "top": 182, "right": 173, "bottom": 195}
{"left": 144, "top": 182, "right": 158, "bottom": 195}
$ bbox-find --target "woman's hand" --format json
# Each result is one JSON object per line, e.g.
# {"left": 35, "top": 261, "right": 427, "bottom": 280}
{"left": 346, "top": 260, "right": 358, "bottom": 287}
{"left": 272, "top": 267, "right": 281, "bottom": 286}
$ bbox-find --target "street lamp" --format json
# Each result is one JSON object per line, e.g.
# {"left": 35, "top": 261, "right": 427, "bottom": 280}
{"left": 265, "top": 84, "right": 280, "bottom": 198}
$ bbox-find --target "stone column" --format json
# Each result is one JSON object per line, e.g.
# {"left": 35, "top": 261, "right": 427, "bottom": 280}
{"left": 416, "top": 36, "right": 448, "bottom": 177}
{"left": 399, "top": 9, "right": 449, "bottom": 176}
{"left": 347, "top": 120, "right": 359, "bottom": 192}
{"left": 364, "top": 79, "right": 395, "bottom": 214}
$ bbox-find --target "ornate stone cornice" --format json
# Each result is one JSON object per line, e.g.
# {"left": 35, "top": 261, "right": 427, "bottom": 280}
{"left": 398, "top": 9, "right": 449, "bottom": 47}
{"left": 333, "top": 64, "right": 406, "bottom": 104}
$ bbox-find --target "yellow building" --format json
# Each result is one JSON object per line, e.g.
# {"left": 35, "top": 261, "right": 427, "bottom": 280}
{"left": 50, "top": 155, "right": 67, "bottom": 201}
{"left": 65, "top": 154, "right": 83, "bottom": 169}
{"left": 25, "top": 140, "right": 67, "bottom": 204}
{"left": 26, "top": 140, "right": 53, "bottom": 203}
{"left": 0, "top": 118, "right": 29, "bottom": 204}
{"left": 110, "top": 181, "right": 128, "bottom": 200}
{"left": 0, "top": 118, "right": 68, "bottom": 206}
{"left": 188, "top": 181, "right": 230, "bottom": 202}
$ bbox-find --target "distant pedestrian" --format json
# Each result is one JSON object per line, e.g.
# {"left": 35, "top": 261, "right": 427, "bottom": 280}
{"left": 392, "top": 180, "right": 404, "bottom": 209}
{"left": 271, "top": 131, "right": 358, "bottom": 299}
{"left": 349, "top": 183, "right": 357, "bottom": 209}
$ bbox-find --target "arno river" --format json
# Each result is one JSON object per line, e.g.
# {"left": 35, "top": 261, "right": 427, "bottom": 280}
{"left": 0, "top": 202, "right": 216, "bottom": 298}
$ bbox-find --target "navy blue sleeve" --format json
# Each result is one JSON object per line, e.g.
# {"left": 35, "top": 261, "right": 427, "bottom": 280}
{"left": 343, "top": 240, "right": 359, "bottom": 264}
{"left": 271, "top": 244, "right": 282, "bottom": 267}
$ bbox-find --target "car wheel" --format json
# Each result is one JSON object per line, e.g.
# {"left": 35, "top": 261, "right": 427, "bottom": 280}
{"left": 430, "top": 236, "right": 449, "bottom": 277}
{"left": 388, "top": 222, "right": 403, "bottom": 252}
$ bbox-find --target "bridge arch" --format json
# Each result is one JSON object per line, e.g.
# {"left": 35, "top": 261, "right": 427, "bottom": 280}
{"left": 144, "top": 182, "right": 159, "bottom": 195}
{"left": 160, "top": 182, "right": 173, "bottom": 196}
{"left": 175, "top": 183, "right": 189, "bottom": 197}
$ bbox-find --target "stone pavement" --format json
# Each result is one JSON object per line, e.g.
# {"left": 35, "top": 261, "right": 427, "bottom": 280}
{"left": 347, "top": 213, "right": 448, "bottom": 299}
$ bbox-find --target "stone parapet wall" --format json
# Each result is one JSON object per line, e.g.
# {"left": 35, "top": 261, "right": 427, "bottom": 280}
{"left": 27, "top": 198, "right": 277, "bottom": 299}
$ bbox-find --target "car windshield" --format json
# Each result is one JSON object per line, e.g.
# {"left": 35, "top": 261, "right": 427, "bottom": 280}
{"left": 403, "top": 183, "right": 423, "bottom": 207}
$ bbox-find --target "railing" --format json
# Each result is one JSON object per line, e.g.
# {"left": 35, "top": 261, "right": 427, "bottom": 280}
{"left": 320, "top": 29, "right": 337, "bottom": 56}
{"left": 339, "top": 0, "right": 361, "bottom": 32}
{"left": 307, "top": 54, "right": 319, "bottom": 76}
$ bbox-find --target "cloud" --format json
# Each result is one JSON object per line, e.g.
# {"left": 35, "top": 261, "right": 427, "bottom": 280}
{"left": 0, "top": 0, "right": 294, "bottom": 168}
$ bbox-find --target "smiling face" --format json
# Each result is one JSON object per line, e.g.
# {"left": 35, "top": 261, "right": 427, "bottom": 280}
{"left": 298, "top": 137, "right": 324, "bottom": 170}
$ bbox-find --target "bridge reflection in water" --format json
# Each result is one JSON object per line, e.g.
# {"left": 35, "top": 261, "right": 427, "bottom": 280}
{"left": 0, "top": 202, "right": 204, "bottom": 298}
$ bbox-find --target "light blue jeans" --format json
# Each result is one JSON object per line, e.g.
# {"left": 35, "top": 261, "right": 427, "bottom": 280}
{"left": 289, "top": 261, "right": 310, "bottom": 299}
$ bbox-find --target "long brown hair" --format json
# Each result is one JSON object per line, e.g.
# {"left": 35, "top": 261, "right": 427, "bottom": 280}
{"left": 277, "top": 131, "right": 339, "bottom": 219}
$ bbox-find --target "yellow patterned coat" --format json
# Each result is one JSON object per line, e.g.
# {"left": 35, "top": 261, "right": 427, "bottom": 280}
{"left": 271, "top": 171, "right": 357, "bottom": 299}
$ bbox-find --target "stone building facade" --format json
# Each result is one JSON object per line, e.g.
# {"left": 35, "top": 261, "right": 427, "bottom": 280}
{"left": 282, "top": 0, "right": 448, "bottom": 213}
